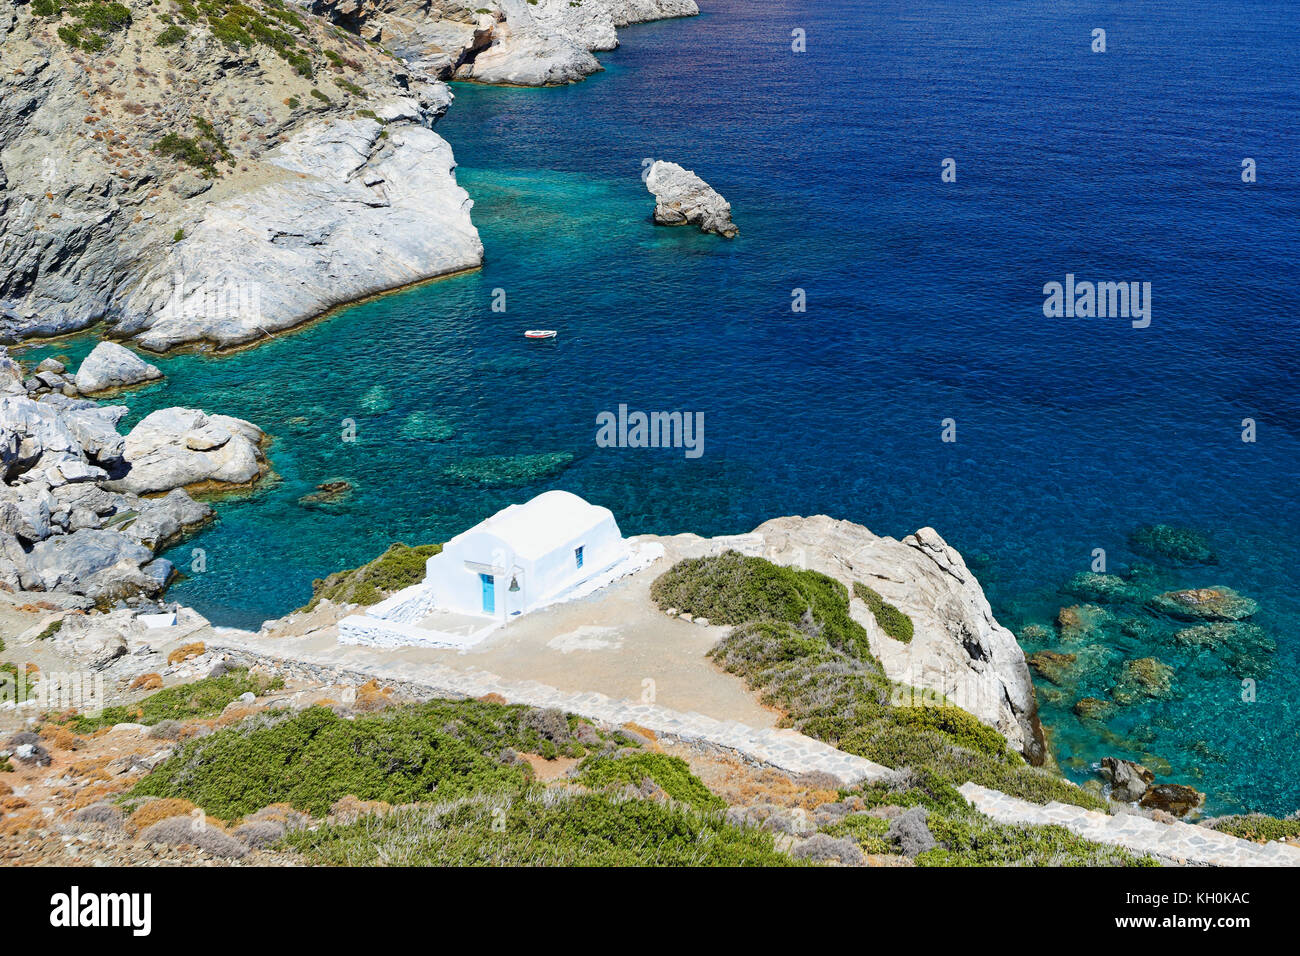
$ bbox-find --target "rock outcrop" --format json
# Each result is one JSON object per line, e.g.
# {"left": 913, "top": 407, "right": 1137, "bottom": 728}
{"left": 0, "top": 348, "right": 260, "bottom": 602}
{"left": 106, "top": 407, "right": 267, "bottom": 495}
{"left": 73, "top": 342, "right": 163, "bottom": 395}
{"left": 307, "top": 0, "right": 698, "bottom": 87}
{"left": 666, "top": 515, "right": 1047, "bottom": 764}
{"left": 0, "top": 0, "right": 481, "bottom": 351}
{"left": 644, "top": 160, "right": 738, "bottom": 238}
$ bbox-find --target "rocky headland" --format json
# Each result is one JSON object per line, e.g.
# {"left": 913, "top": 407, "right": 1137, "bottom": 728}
{"left": 0, "top": 346, "right": 267, "bottom": 605}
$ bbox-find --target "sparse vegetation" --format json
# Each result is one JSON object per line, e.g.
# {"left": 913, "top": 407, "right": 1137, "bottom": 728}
{"left": 302, "top": 542, "right": 442, "bottom": 610}
{"left": 1208, "top": 814, "right": 1300, "bottom": 844}
{"left": 152, "top": 117, "right": 233, "bottom": 178}
{"left": 55, "top": 667, "right": 280, "bottom": 733}
{"left": 853, "top": 581, "right": 914, "bottom": 643}
{"left": 659, "top": 553, "right": 1102, "bottom": 811}
{"left": 577, "top": 753, "right": 726, "bottom": 811}
{"left": 129, "top": 699, "right": 624, "bottom": 820}
{"left": 285, "top": 789, "right": 796, "bottom": 867}
{"left": 42, "top": 1, "right": 133, "bottom": 51}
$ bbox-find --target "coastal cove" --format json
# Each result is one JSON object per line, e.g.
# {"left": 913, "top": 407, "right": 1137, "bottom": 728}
{"left": 11, "top": 0, "right": 1300, "bottom": 818}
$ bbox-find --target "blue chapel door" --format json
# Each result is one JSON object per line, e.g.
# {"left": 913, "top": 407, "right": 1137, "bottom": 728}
{"left": 480, "top": 573, "right": 495, "bottom": 614}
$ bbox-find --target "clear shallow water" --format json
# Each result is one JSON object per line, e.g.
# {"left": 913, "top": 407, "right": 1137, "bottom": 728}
{"left": 17, "top": 0, "right": 1299, "bottom": 813}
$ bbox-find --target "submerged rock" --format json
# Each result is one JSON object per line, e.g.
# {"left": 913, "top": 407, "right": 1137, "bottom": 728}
{"left": 644, "top": 161, "right": 738, "bottom": 238}
{"left": 1055, "top": 603, "right": 1112, "bottom": 642}
{"left": 1148, "top": 587, "right": 1258, "bottom": 622}
{"left": 299, "top": 480, "right": 353, "bottom": 507}
{"left": 1027, "top": 650, "right": 1077, "bottom": 686}
{"left": 1128, "top": 523, "right": 1217, "bottom": 566}
{"left": 1061, "top": 571, "right": 1143, "bottom": 604}
{"left": 1074, "top": 697, "right": 1117, "bottom": 722}
{"left": 399, "top": 411, "right": 455, "bottom": 442}
{"left": 1109, "top": 657, "right": 1175, "bottom": 704}
{"left": 441, "top": 452, "right": 574, "bottom": 487}
{"left": 73, "top": 342, "right": 163, "bottom": 396}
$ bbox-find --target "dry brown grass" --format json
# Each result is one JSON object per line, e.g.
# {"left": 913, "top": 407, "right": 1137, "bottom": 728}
{"left": 354, "top": 679, "right": 394, "bottom": 712}
{"left": 1, "top": 795, "right": 29, "bottom": 812}
{"left": 166, "top": 642, "right": 206, "bottom": 665}
{"left": 477, "top": 692, "right": 508, "bottom": 705}
{"left": 0, "top": 780, "right": 12, "bottom": 797}
{"left": 39, "top": 723, "right": 79, "bottom": 752}
{"left": 128, "top": 798, "right": 198, "bottom": 834}
{"left": 66, "top": 779, "right": 132, "bottom": 812}
{"left": 0, "top": 809, "right": 47, "bottom": 835}
{"left": 216, "top": 704, "right": 262, "bottom": 727}
{"left": 329, "top": 795, "right": 393, "bottom": 824}
{"left": 130, "top": 672, "right": 163, "bottom": 691}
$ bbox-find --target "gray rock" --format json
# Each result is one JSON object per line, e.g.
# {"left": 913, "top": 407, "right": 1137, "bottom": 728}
{"left": 120, "top": 489, "right": 214, "bottom": 551}
{"left": 106, "top": 407, "right": 265, "bottom": 495}
{"left": 644, "top": 160, "right": 738, "bottom": 238}
{"left": 1099, "top": 756, "right": 1155, "bottom": 803}
{"left": 73, "top": 341, "right": 163, "bottom": 395}
{"left": 25, "top": 528, "right": 165, "bottom": 601}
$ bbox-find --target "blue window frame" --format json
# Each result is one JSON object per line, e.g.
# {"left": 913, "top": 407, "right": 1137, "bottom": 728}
{"left": 574, "top": 546, "right": 584, "bottom": 569}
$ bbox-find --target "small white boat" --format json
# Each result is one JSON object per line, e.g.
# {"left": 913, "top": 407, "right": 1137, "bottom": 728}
{"left": 524, "top": 330, "right": 558, "bottom": 339}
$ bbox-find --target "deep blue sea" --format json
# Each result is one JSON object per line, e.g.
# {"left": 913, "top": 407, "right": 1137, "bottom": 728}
{"left": 18, "top": 0, "right": 1299, "bottom": 813}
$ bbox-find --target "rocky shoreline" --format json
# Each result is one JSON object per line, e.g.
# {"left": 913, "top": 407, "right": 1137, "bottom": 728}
{"left": 0, "top": 0, "right": 698, "bottom": 352}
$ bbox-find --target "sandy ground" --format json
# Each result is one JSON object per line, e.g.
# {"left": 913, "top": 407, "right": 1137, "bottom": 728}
{"left": 237, "top": 541, "right": 781, "bottom": 729}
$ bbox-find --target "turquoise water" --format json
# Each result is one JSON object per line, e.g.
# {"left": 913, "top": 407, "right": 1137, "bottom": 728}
{"left": 15, "top": 0, "right": 1299, "bottom": 814}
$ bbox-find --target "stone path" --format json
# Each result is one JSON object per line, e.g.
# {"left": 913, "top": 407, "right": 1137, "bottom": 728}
{"left": 959, "top": 783, "right": 1300, "bottom": 867}
{"left": 212, "top": 633, "right": 891, "bottom": 787}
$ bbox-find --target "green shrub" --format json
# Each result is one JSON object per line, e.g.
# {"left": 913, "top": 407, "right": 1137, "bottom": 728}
{"left": 334, "top": 78, "right": 363, "bottom": 96}
{"left": 310, "top": 88, "right": 330, "bottom": 103}
{"left": 155, "top": 23, "right": 187, "bottom": 45}
{"left": 1209, "top": 814, "right": 1300, "bottom": 843}
{"left": 668, "top": 553, "right": 1105, "bottom": 812}
{"left": 63, "top": 668, "right": 281, "bottom": 733}
{"left": 151, "top": 117, "right": 232, "bottom": 177}
{"left": 172, "top": 228, "right": 185, "bottom": 242}
{"left": 917, "top": 814, "right": 1159, "bottom": 867}
{"left": 302, "top": 542, "right": 441, "bottom": 611}
{"left": 652, "top": 550, "right": 870, "bottom": 656}
{"left": 130, "top": 700, "right": 621, "bottom": 820}
{"left": 285, "top": 790, "right": 796, "bottom": 867}
{"left": 853, "top": 582, "right": 914, "bottom": 643}
{"left": 577, "top": 753, "right": 725, "bottom": 811}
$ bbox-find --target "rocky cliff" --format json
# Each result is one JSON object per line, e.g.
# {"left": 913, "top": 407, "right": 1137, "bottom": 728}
{"left": 745, "top": 516, "right": 1047, "bottom": 764}
{"left": 305, "top": 0, "right": 698, "bottom": 87}
{"left": 0, "top": 0, "right": 482, "bottom": 350}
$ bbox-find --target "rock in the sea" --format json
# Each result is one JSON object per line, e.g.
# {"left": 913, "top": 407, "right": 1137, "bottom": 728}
{"left": 1099, "top": 757, "right": 1154, "bottom": 802}
{"left": 1148, "top": 587, "right": 1258, "bottom": 622}
{"left": 1073, "top": 697, "right": 1117, "bottom": 721}
{"left": 73, "top": 342, "right": 163, "bottom": 395}
{"left": 299, "top": 480, "right": 353, "bottom": 507}
{"left": 1139, "top": 783, "right": 1205, "bottom": 817}
{"left": 1061, "top": 571, "right": 1143, "bottom": 604}
{"left": 1128, "top": 523, "right": 1217, "bottom": 566}
{"left": 644, "top": 160, "right": 739, "bottom": 238}
{"left": 106, "top": 408, "right": 266, "bottom": 495}
{"left": 1027, "top": 650, "right": 1077, "bottom": 686}
{"left": 1055, "top": 603, "right": 1112, "bottom": 642}
{"left": 1109, "top": 657, "right": 1175, "bottom": 704}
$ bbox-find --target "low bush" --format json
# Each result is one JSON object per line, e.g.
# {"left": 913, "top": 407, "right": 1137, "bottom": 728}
{"left": 130, "top": 699, "right": 622, "bottom": 820}
{"left": 1208, "top": 814, "right": 1300, "bottom": 844}
{"left": 577, "top": 753, "right": 725, "bottom": 811}
{"left": 853, "top": 582, "right": 914, "bottom": 643}
{"left": 302, "top": 542, "right": 442, "bottom": 610}
{"left": 285, "top": 789, "right": 796, "bottom": 867}
{"left": 58, "top": 667, "right": 280, "bottom": 733}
